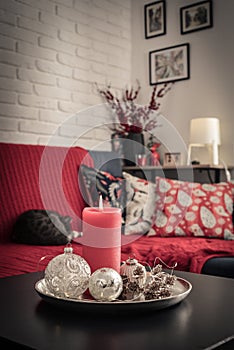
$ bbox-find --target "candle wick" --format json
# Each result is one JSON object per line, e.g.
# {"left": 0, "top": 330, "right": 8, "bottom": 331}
{"left": 99, "top": 194, "right": 103, "bottom": 210}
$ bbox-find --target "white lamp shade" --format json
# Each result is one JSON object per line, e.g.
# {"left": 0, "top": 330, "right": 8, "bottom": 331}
{"left": 189, "top": 117, "right": 221, "bottom": 145}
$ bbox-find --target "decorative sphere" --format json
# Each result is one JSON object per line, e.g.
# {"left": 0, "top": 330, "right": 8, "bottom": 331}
{"left": 120, "top": 257, "right": 147, "bottom": 287}
{"left": 120, "top": 258, "right": 147, "bottom": 300}
{"left": 45, "top": 246, "right": 91, "bottom": 299}
{"left": 89, "top": 268, "right": 123, "bottom": 301}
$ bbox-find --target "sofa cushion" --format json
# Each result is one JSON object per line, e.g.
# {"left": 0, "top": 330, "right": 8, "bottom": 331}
{"left": 79, "top": 164, "right": 126, "bottom": 221}
{"left": 123, "top": 172, "right": 156, "bottom": 236}
{"left": 79, "top": 166, "right": 157, "bottom": 236}
{"left": 152, "top": 177, "right": 234, "bottom": 239}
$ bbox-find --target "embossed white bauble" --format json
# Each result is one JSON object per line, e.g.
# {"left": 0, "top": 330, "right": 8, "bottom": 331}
{"left": 120, "top": 257, "right": 147, "bottom": 300}
{"left": 120, "top": 258, "right": 147, "bottom": 287}
{"left": 45, "top": 245, "right": 91, "bottom": 299}
{"left": 88, "top": 268, "right": 123, "bottom": 301}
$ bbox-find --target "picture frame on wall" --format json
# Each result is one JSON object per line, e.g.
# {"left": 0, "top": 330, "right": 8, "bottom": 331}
{"left": 180, "top": 0, "right": 213, "bottom": 35}
{"left": 144, "top": 1, "right": 166, "bottom": 39}
{"left": 164, "top": 152, "right": 181, "bottom": 166}
{"left": 149, "top": 43, "right": 190, "bottom": 85}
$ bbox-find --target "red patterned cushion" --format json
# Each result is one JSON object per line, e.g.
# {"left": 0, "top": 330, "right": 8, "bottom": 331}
{"left": 230, "top": 181, "right": 234, "bottom": 198}
{"left": 152, "top": 177, "right": 234, "bottom": 240}
{"left": 123, "top": 172, "right": 156, "bottom": 236}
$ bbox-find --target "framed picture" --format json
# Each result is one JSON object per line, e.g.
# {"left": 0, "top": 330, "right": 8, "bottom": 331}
{"left": 164, "top": 152, "right": 181, "bottom": 166}
{"left": 149, "top": 43, "right": 190, "bottom": 85}
{"left": 180, "top": 0, "right": 213, "bottom": 35}
{"left": 144, "top": 1, "right": 166, "bottom": 39}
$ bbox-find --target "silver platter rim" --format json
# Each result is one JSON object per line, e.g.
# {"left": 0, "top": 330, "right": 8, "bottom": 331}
{"left": 35, "top": 277, "right": 192, "bottom": 310}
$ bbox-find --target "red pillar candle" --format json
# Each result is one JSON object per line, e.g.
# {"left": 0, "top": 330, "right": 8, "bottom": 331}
{"left": 82, "top": 207, "right": 122, "bottom": 273}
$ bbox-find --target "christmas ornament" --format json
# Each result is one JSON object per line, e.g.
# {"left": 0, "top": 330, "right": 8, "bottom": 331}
{"left": 150, "top": 142, "right": 161, "bottom": 166}
{"left": 120, "top": 257, "right": 147, "bottom": 300}
{"left": 88, "top": 267, "right": 123, "bottom": 301}
{"left": 44, "top": 245, "right": 91, "bottom": 299}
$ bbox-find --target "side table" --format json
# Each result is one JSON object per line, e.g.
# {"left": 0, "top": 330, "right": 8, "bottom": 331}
{"left": 0, "top": 271, "right": 234, "bottom": 350}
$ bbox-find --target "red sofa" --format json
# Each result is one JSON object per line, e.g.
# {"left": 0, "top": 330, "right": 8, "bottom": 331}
{"left": 0, "top": 142, "right": 234, "bottom": 279}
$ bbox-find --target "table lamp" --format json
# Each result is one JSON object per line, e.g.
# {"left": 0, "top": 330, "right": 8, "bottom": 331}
{"left": 187, "top": 117, "right": 221, "bottom": 165}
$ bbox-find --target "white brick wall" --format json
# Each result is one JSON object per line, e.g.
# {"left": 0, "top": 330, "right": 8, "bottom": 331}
{"left": 0, "top": 0, "right": 132, "bottom": 149}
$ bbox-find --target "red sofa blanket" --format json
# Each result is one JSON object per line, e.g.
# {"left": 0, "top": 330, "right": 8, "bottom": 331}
{"left": 121, "top": 236, "right": 234, "bottom": 274}
{"left": 0, "top": 236, "right": 234, "bottom": 278}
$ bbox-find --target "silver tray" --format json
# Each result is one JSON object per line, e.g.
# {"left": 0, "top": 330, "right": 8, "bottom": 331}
{"left": 35, "top": 277, "right": 192, "bottom": 313}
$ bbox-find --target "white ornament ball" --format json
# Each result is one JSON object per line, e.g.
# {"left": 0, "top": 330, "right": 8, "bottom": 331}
{"left": 120, "top": 257, "right": 147, "bottom": 300}
{"left": 45, "top": 246, "right": 91, "bottom": 299}
{"left": 120, "top": 258, "right": 147, "bottom": 287}
{"left": 89, "top": 268, "right": 123, "bottom": 301}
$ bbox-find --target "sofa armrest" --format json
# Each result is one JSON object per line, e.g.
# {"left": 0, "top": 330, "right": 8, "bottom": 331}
{"left": 88, "top": 150, "right": 123, "bottom": 177}
{"left": 201, "top": 257, "right": 234, "bottom": 278}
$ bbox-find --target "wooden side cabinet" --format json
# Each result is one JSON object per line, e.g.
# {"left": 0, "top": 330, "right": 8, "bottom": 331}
{"left": 122, "top": 165, "right": 234, "bottom": 184}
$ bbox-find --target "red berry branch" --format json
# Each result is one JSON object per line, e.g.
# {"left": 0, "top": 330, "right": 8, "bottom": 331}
{"left": 97, "top": 81, "right": 172, "bottom": 135}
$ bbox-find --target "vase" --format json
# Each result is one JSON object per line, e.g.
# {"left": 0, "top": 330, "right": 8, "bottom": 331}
{"left": 111, "top": 132, "right": 124, "bottom": 158}
{"left": 122, "top": 132, "right": 145, "bottom": 166}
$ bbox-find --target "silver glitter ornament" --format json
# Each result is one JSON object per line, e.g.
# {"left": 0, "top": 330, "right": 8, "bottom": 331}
{"left": 45, "top": 245, "right": 91, "bottom": 299}
{"left": 88, "top": 268, "right": 123, "bottom": 301}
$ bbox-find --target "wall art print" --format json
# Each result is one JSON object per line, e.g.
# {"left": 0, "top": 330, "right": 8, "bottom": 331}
{"left": 144, "top": 1, "right": 166, "bottom": 39}
{"left": 149, "top": 43, "right": 190, "bottom": 85}
{"left": 180, "top": 0, "right": 213, "bottom": 35}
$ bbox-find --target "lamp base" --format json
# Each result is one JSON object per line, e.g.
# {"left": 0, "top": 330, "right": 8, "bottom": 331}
{"left": 211, "top": 143, "right": 219, "bottom": 165}
{"left": 187, "top": 143, "right": 220, "bottom": 166}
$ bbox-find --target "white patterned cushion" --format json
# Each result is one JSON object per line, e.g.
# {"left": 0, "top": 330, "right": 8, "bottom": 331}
{"left": 123, "top": 172, "right": 156, "bottom": 236}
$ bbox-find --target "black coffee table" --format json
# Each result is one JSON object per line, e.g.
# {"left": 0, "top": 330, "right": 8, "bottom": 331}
{"left": 0, "top": 271, "right": 233, "bottom": 350}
